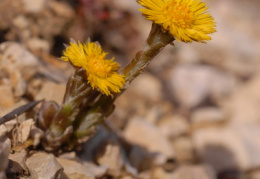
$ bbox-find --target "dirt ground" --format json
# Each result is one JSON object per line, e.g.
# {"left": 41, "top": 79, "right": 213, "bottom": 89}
{"left": 1, "top": 0, "right": 260, "bottom": 179}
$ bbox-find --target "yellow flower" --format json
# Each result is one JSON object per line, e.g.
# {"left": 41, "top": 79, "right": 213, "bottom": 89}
{"left": 138, "top": 0, "right": 216, "bottom": 43}
{"left": 61, "top": 41, "right": 125, "bottom": 96}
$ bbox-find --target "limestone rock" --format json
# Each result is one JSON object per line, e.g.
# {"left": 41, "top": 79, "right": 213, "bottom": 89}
{"left": 17, "top": 119, "right": 34, "bottom": 143}
{"left": 158, "top": 115, "right": 189, "bottom": 138}
{"left": 26, "top": 152, "right": 63, "bottom": 179}
{"left": 57, "top": 158, "right": 107, "bottom": 179}
{"left": 127, "top": 73, "right": 163, "bottom": 102}
{"left": 172, "top": 165, "right": 216, "bottom": 179}
{"left": 21, "top": 0, "right": 46, "bottom": 13}
{"left": 0, "top": 85, "right": 15, "bottom": 110}
{"left": 191, "top": 107, "right": 228, "bottom": 126}
{"left": 193, "top": 122, "right": 260, "bottom": 172}
{"left": 96, "top": 140, "right": 124, "bottom": 177}
{"left": 221, "top": 75, "right": 260, "bottom": 123}
{"left": 168, "top": 65, "right": 236, "bottom": 109}
{"left": 35, "top": 81, "right": 66, "bottom": 104}
{"left": 124, "top": 117, "right": 175, "bottom": 164}
{"left": 0, "top": 42, "right": 39, "bottom": 80}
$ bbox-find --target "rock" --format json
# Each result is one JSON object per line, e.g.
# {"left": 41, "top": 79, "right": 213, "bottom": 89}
{"left": 191, "top": 107, "right": 228, "bottom": 126}
{"left": 0, "top": 125, "right": 8, "bottom": 137}
{"left": 57, "top": 158, "right": 107, "bottom": 179}
{"left": 172, "top": 137, "right": 195, "bottom": 163}
{"left": 0, "top": 136, "right": 10, "bottom": 179}
{"left": 0, "top": 172, "right": 6, "bottom": 179}
{"left": 129, "top": 145, "right": 156, "bottom": 172}
{"left": 29, "top": 126, "right": 44, "bottom": 147}
{"left": 96, "top": 140, "right": 124, "bottom": 177}
{"left": 172, "top": 165, "right": 216, "bottom": 179}
{"left": 193, "top": 122, "right": 260, "bottom": 172}
{"left": 158, "top": 115, "right": 189, "bottom": 138}
{"left": 124, "top": 117, "right": 175, "bottom": 164}
{"left": 0, "top": 140, "right": 10, "bottom": 172}
{"left": 127, "top": 73, "right": 163, "bottom": 102}
{"left": 35, "top": 81, "right": 66, "bottom": 104}
{"left": 79, "top": 126, "right": 137, "bottom": 177}
{"left": 168, "top": 65, "right": 236, "bottom": 109}
{"left": 0, "top": 85, "right": 15, "bottom": 110}
{"left": 0, "top": 42, "right": 39, "bottom": 80}
{"left": 221, "top": 75, "right": 260, "bottom": 123}
{"left": 21, "top": 0, "right": 46, "bottom": 13}
{"left": 0, "top": 63, "right": 27, "bottom": 98}
{"left": 27, "top": 38, "right": 50, "bottom": 53}
{"left": 151, "top": 167, "right": 175, "bottom": 179}
{"left": 48, "top": 1, "right": 75, "bottom": 18}
{"left": 26, "top": 152, "right": 63, "bottom": 179}
{"left": 12, "top": 15, "right": 29, "bottom": 29}
{"left": 249, "top": 170, "right": 260, "bottom": 179}
{"left": 17, "top": 119, "right": 34, "bottom": 143}
{"left": 8, "top": 150, "right": 28, "bottom": 174}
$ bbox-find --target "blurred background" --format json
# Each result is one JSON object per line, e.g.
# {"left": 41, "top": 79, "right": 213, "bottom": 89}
{"left": 1, "top": 0, "right": 260, "bottom": 178}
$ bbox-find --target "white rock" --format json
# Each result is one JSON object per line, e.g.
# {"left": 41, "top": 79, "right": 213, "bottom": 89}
{"left": 21, "top": 0, "right": 46, "bottom": 13}
{"left": 96, "top": 140, "right": 124, "bottom": 177}
{"left": 172, "top": 165, "right": 216, "bottom": 179}
{"left": 158, "top": 115, "right": 189, "bottom": 138}
{"left": 0, "top": 125, "right": 8, "bottom": 137}
{"left": 0, "top": 140, "right": 10, "bottom": 172}
{"left": 193, "top": 122, "right": 260, "bottom": 172}
{"left": 0, "top": 42, "right": 39, "bottom": 80}
{"left": 221, "top": 75, "right": 260, "bottom": 123}
{"left": 0, "top": 85, "right": 15, "bottom": 110}
{"left": 169, "top": 65, "right": 236, "bottom": 109}
{"left": 57, "top": 158, "right": 107, "bottom": 179}
{"left": 172, "top": 137, "right": 194, "bottom": 163}
{"left": 18, "top": 119, "right": 34, "bottom": 143}
{"left": 12, "top": 15, "right": 29, "bottom": 29}
{"left": 127, "top": 73, "right": 163, "bottom": 101}
{"left": 35, "top": 81, "right": 66, "bottom": 104}
{"left": 9, "top": 150, "right": 28, "bottom": 173}
{"left": 48, "top": 1, "right": 75, "bottom": 18}
{"left": 124, "top": 117, "right": 175, "bottom": 164}
{"left": 26, "top": 152, "right": 63, "bottom": 179}
{"left": 191, "top": 107, "right": 227, "bottom": 125}
{"left": 27, "top": 38, "right": 50, "bottom": 53}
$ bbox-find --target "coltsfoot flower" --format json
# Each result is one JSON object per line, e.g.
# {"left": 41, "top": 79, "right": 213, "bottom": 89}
{"left": 138, "top": 0, "right": 216, "bottom": 43}
{"left": 61, "top": 41, "right": 125, "bottom": 96}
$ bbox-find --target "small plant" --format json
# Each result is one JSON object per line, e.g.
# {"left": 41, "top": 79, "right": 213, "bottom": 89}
{"left": 2, "top": 0, "right": 216, "bottom": 152}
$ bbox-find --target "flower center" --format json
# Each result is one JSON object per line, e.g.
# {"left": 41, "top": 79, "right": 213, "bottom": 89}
{"left": 88, "top": 57, "right": 112, "bottom": 78}
{"left": 164, "top": 1, "right": 194, "bottom": 29}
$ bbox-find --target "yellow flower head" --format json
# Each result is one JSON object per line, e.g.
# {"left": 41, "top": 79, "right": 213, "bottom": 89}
{"left": 138, "top": 0, "right": 216, "bottom": 43}
{"left": 61, "top": 41, "right": 125, "bottom": 96}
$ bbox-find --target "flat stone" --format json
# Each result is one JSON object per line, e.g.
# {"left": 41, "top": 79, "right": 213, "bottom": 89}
{"left": 0, "top": 140, "right": 10, "bottom": 172}
{"left": 158, "top": 115, "right": 189, "bottom": 138}
{"left": 26, "top": 152, "right": 63, "bottom": 179}
{"left": 172, "top": 165, "right": 216, "bottom": 179}
{"left": 96, "top": 140, "right": 124, "bottom": 177}
{"left": 17, "top": 119, "right": 34, "bottom": 143}
{"left": 127, "top": 73, "right": 163, "bottom": 102}
{"left": 168, "top": 65, "right": 236, "bottom": 109}
{"left": 0, "top": 85, "right": 15, "bottom": 110}
{"left": 221, "top": 75, "right": 260, "bottom": 123}
{"left": 57, "top": 158, "right": 107, "bottom": 179}
{"left": 124, "top": 117, "right": 175, "bottom": 164}
{"left": 193, "top": 122, "right": 260, "bottom": 172}
{"left": 191, "top": 107, "right": 227, "bottom": 126}
{"left": 21, "top": 0, "right": 46, "bottom": 13}
{"left": 35, "top": 81, "right": 66, "bottom": 104}
{"left": 0, "top": 42, "right": 39, "bottom": 80}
